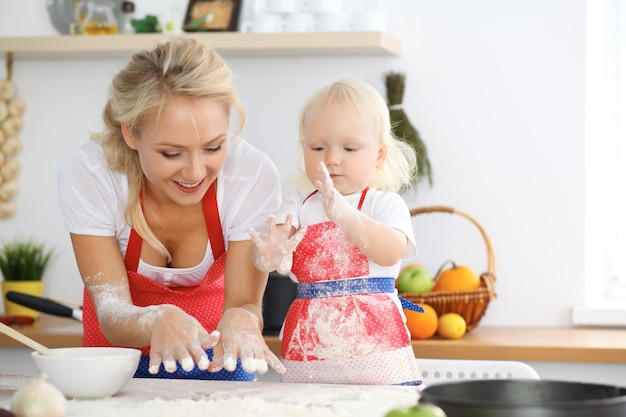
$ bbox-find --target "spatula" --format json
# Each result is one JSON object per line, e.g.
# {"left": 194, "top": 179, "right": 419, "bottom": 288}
{"left": 0, "top": 321, "right": 54, "bottom": 356}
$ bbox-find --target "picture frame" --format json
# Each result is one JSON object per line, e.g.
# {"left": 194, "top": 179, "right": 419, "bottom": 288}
{"left": 183, "top": 0, "right": 242, "bottom": 32}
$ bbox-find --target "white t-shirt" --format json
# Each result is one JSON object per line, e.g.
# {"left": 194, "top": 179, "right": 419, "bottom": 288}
{"left": 275, "top": 188, "right": 417, "bottom": 282}
{"left": 57, "top": 135, "right": 281, "bottom": 287}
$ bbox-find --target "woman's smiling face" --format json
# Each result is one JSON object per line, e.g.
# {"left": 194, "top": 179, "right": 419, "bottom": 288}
{"left": 123, "top": 95, "right": 229, "bottom": 206}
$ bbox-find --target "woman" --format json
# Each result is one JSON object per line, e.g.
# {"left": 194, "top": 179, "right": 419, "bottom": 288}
{"left": 58, "top": 37, "right": 285, "bottom": 380}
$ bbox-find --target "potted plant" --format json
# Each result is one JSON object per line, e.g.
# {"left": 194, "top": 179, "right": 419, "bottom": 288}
{"left": 0, "top": 239, "right": 54, "bottom": 318}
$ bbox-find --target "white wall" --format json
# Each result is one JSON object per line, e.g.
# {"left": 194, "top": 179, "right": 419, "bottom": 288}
{"left": 0, "top": 0, "right": 586, "bottom": 327}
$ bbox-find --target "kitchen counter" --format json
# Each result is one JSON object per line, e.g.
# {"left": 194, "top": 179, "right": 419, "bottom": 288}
{"left": 1, "top": 316, "right": 625, "bottom": 364}
{"left": 0, "top": 374, "right": 420, "bottom": 417}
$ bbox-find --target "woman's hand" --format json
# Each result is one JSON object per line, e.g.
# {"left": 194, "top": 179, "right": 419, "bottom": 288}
{"left": 210, "top": 307, "right": 286, "bottom": 374}
{"left": 142, "top": 304, "right": 220, "bottom": 374}
{"left": 249, "top": 214, "right": 306, "bottom": 274}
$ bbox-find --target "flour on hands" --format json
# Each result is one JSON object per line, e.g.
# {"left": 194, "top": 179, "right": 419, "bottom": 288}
{"left": 249, "top": 214, "right": 307, "bottom": 274}
{"left": 213, "top": 307, "right": 286, "bottom": 374}
{"left": 315, "top": 162, "right": 359, "bottom": 225}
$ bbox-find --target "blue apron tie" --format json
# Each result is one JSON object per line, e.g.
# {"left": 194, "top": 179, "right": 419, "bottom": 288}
{"left": 399, "top": 297, "right": 425, "bottom": 313}
{"left": 296, "top": 277, "right": 424, "bottom": 313}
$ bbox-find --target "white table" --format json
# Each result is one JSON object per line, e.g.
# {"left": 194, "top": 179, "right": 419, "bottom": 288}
{"left": 0, "top": 374, "right": 420, "bottom": 417}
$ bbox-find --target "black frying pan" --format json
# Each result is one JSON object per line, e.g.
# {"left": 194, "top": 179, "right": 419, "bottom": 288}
{"left": 420, "top": 379, "right": 626, "bottom": 417}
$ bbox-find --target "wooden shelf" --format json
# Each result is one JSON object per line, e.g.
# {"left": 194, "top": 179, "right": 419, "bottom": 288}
{"left": 0, "top": 32, "right": 402, "bottom": 60}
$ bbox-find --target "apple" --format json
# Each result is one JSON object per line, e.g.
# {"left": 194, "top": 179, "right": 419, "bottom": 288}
{"left": 385, "top": 404, "right": 447, "bottom": 417}
{"left": 396, "top": 264, "right": 434, "bottom": 294}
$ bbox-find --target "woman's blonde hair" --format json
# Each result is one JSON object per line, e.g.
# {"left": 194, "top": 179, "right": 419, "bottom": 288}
{"left": 294, "top": 78, "right": 416, "bottom": 193}
{"left": 92, "top": 36, "right": 245, "bottom": 261}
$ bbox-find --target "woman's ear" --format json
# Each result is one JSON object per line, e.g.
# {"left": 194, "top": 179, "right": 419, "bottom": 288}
{"left": 121, "top": 122, "right": 138, "bottom": 150}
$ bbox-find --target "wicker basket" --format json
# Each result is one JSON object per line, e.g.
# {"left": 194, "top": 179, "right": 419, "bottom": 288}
{"left": 400, "top": 206, "right": 497, "bottom": 332}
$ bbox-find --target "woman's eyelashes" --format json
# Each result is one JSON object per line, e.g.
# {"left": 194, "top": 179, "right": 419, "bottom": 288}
{"left": 160, "top": 145, "right": 222, "bottom": 159}
{"left": 161, "top": 151, "right": 181, "bottom": 159}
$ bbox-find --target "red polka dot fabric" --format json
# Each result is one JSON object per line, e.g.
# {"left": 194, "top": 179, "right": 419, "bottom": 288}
{"left": 282, "top": 221, "right": 420, "bottom": 385}
{"left": 82, "top": 253, "right": 226, "bottom": 356}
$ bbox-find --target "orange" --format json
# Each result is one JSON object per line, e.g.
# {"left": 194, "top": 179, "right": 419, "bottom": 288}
{"left": 432, "top": 260, "right": 481, "bottom": 292}
{"left": 404, "top": 304, "right": 438, "bottom": 340}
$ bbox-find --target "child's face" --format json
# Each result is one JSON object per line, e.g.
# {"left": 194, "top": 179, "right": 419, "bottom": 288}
{"left": 302, "top": 102, "right": 385, "bottom": 195}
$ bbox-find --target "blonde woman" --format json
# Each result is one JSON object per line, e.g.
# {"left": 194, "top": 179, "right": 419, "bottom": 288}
{"left": 58, "top": 37, "right": 284, "bottom": 380}
{"left": 250, "top": 79, "right": 422, "bottom": 385}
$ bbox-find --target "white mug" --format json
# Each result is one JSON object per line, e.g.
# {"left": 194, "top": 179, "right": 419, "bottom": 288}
{"left": 284, "top": 12, "right": 316, "bottom": 32}
{"left": 255, "top": 0, "right": 302, "bottom": 14}
{"left": 300, "top": 0, "right": 343, "bottom": 14}
{"left": 351, "top": 11, "right": 386, "bottom": 31}
{"left": 317, "top": 12, "right": 350, "bottom": 32}
{"left": 241, "top": 13, "right": 284, "bottom": 33}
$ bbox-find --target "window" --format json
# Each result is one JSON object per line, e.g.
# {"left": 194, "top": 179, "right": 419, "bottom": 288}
{"left": 572, "top": 0, "right": 626, "bottom": 326}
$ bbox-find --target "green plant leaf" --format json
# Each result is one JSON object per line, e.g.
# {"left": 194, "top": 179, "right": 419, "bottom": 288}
{"left": 0, "top": 239, "right": 54, "bottom": 281}
{"left": 131, "top": 15, "right": 160, "bottom": 33}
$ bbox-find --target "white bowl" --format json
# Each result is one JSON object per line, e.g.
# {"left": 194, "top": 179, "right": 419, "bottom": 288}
{"left": 31, "top": 347, "right": 141, "bottom": 399}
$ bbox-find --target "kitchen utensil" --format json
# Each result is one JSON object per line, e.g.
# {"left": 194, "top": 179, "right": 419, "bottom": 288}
{"left": 416, "top": 358, "right": 539, "bottom": 387}
{"left": 0, "top": 321, "right": 54, "bottom": 356}
{"left": 420, "top": 379, "right": 626, "bottom": 417}
{"left": 6, "top": 291, "right": 82, "bottom": 322}
{"left": 31, "top": 347, "right": 141, "bottom": 399}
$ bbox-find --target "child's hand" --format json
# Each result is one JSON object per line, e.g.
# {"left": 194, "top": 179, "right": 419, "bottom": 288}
{"left": 249, "top": 214, "right": 307, "bottom": 274}
{"left": 315, "top": 162, "right": 357, "bottom": 224}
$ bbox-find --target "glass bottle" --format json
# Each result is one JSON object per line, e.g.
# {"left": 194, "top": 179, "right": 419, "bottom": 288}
{"left": 74, "top": 0, "right": 119, "bottom": 35}
{"left": 120, "top": 1, "right": 136, "bottom": 34}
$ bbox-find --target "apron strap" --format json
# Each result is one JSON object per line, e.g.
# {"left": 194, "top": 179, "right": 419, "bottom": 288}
{"left": 202, "top": 181, "right": 225, "bottom": 259}
{"left": 124, "top": 228, "right": 142, "bottom": 272}
{"left": 302, "top": 187, "right": 369, "bottom": 209}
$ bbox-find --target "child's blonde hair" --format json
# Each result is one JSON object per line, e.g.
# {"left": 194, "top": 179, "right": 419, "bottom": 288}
{"left": 294, "top": 78, "right": 416, "bottom": 193}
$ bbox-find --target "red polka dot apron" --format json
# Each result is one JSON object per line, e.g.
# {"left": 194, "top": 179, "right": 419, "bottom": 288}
{"left": 82, "top": 183, "right": 253, "bottom": 380}
{"left": 280, "top": 189, "right": 421, "bottom": 385}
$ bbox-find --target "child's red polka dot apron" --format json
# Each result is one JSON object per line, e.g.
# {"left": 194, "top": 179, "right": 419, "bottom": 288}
{"left": 82, "top": 183, "right": 253, "bottom": 380}
{"left": 281, "top": 189, "right": 421, "bottom": 385}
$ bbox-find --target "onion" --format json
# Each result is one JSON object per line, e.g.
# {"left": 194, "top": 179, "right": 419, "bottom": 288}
{"left": 0, "top": 160, "right": 19, "bottom": 181}
{"left": 11, "top": 374, "right": 67, "bottom": 417}
{"left": 1, "top": 137, "right": 20, "bottom": 157}
{"left": 0, "top": 181, "right": 17, "bottom": 200}
{"left": 1, "top": 117, "right": 22, "bottom": 137}
{"left": 0, "top": 201, "right": 16, "bottom": 218}
{"left": 0, "top": 100, "right": 7, "bottom": 121}
{"left": 7, "top": 98, "right": 25, "bottom": 118}
{"left": 0, "top": 80, "right": 15, "bottom": 101}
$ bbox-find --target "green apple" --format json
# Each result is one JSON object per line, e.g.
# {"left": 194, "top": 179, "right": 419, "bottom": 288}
{"left": 396, "top": 264, "right": 434, "bottom": 293}
{"left": 384, "top": 403, "right": 447, "bottom": 417}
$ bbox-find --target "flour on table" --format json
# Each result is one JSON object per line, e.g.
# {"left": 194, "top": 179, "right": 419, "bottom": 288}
{"left": 0, "top": 376, "right": 419, "bottom": 417}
